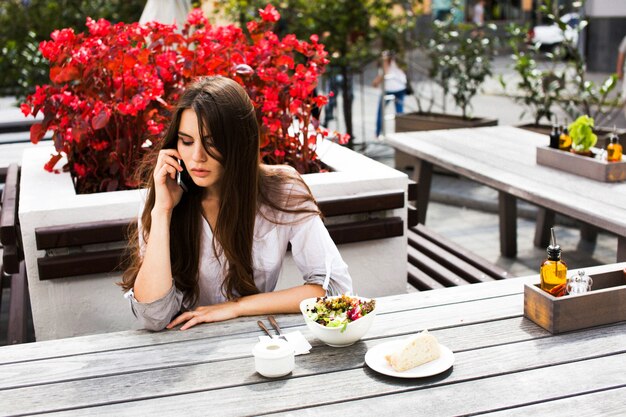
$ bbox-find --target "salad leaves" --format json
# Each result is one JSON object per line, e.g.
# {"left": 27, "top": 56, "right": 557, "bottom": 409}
{"left": 305, "top": 295, "right": 376, "bottom": 332}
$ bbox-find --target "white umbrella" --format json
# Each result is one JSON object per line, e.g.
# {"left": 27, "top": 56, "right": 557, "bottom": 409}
{"left": 139, "top": 0, "right": 192, "bottom": 27}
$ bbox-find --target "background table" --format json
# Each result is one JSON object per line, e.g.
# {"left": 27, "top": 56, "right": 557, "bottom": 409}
{"left": 0, "top": 263, "right": 624, "bottom": 416}
{"left": 386, "top": 126, "right": 626, "bottom": 260}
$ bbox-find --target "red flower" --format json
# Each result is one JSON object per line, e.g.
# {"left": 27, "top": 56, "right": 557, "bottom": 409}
{"left": 258, "top": 4, "right": 280, "bottom": 23}
{"left": 21, "top": 7, "right": 345, "bottom": 194}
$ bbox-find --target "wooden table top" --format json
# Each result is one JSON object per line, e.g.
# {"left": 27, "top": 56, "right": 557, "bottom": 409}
{"left": 386, "top": 126, "right": 626, "bottom": 237}
{"left": 1, "top": 263, "right": 624, "bottom": 416}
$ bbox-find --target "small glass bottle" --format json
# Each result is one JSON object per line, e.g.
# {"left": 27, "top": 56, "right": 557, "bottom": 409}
{"left": 559, "top": 122, "right": 571, "bottom": 151}
{"left": 549, "top": 121, "right": 560, "bottom": 149}
{"left": 540, "top": 228, "right": 568, "bottom": 295}
{"left": 606, "top": 127, "right": 622, "bottom": 162}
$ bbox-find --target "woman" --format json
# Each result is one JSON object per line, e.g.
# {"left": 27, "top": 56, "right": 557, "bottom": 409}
{"left": 373, "top": 51, "right": 407, "bottom": 138}
{"left": 121, "top": 76, "right": 352, "bottom": 331}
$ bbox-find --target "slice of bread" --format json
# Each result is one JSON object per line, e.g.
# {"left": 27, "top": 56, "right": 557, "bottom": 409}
{"left": 384, "top": 330, "right": 441, "bottom": 372}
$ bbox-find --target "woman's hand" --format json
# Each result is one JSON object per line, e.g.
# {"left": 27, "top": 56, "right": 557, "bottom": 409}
{"left": 166, "top": 301, "right": 241, "bottom": 331}
{"left": 153, "top": 149, "right": 184, "bottom": 212}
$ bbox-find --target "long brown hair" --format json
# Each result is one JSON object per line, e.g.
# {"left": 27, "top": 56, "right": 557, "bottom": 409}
{"left": 121, "top": 76, "right": 319, "bottom": 307}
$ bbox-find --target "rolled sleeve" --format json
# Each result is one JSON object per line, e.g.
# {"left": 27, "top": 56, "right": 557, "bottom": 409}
{"left": 126, "top": 284, "right": 184, "bottom": 331}
{"left": 289, "top": 215, "right": 353, "bottom": 296}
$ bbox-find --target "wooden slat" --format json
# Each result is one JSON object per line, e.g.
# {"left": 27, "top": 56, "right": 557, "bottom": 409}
{"left": 33, "top": 193, "right": 405, "bottom": 251}
{"left": 10, "top": 325, "right": 624, "bottom": 416}
{"left": 407, "top": 204, "right": 418, "bottom": 227}
{"left": 327, "top": 217, "right": 403, "bottom": 245}
{"left": 499, "top": 191, "right": 517, "bottom": 257}
{"left": 407, "top": 245, "right": 471, "bottom": 287}
{"left": 256, "top": 352, "right": 626, "bottom": 417}
{"left": 0, "top": 313, "right": 551, "bottom": 413}
{"left": 317, "top": 191, "right": 405, "bottom": 217}
{"left": 2, "top": 243, "right": 19, "bottom": 274}
{"left": 35, "top": 218, "right": 134, "bottom": 250}
{"left": 414, "top": 224, "right": 508, "bottom": 279}
{"left": 0, "top": 294, "right": 525, "bottom": 390}
{"left": 0, "top": 118, "right": 37, "bottom": 134}
{"left": 407, "top": 263, "right": 446, "bottom": 291}
{"left": 412, "top": 159, "right": 433, "bottom": 224}
{"left": 484, "top": 386, "right": 626, "bottom": 416}
{"left": 37, "top": 249, "right": 126, "bottom": 280}
{"left": 35, "top": 218, "right": 403, "bottom": 279}
{"left": 407, "top": 180, "right": 417, "bottom": 201}
{"left": 408, "top": 230, "right": 496, "bottom": 283}
{"left": 0, "top": 275, "right": 544, "bottom": 365}
{"left": 7, "top": 261, "right": 30, "bottom": 345}
{"left": 0, "top": 163, "right": 19, "bottom": 246}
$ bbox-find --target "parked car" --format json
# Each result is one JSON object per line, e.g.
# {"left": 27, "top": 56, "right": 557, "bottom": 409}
{"left": 528, "top": 13, "right": 580, "bottom": 56}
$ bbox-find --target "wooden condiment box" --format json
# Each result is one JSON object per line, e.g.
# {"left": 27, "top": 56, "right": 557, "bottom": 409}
{"left": 524, "top": 267, "right": 626, "bottom": 334}
{"left": 536, "top": 146, "right": 626, "bottom": 182}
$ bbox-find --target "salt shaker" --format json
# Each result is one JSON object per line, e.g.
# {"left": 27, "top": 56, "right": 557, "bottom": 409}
{"left": 566, "top": 270, "right": 593, "bottom": 295}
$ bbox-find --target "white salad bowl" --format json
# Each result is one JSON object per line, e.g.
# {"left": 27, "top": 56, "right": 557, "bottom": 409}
{"left": 300, "top": 295, "right": 376, "bottom": 347}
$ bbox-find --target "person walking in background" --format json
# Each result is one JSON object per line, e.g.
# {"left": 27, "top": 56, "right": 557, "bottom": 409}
{"left": 617, "top": 35, "right": 626, "bottom": 117}
{"left": 472, "top": 0, "right": 486, "bottom": 26}
{"left": 373, "top": 51, "right": 407, "bottom": 138}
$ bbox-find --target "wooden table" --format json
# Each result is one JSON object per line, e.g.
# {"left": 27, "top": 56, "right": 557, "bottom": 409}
{"left": 386, "top": 126, "right": 626, "bottom": 260}
{"left": 1, "top": 263, "right": 624, "bottom": 416}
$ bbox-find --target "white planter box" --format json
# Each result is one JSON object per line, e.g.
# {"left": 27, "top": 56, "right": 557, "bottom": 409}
{"left": 20, "top": 141, "right": 408, "bottom": 340}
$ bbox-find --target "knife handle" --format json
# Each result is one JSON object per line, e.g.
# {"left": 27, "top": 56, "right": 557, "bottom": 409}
{"left": 268, "top": 315, "right": 283, "bottom": 336}
{"left": 257, "top": 320, "right": 273, "bottom": 338}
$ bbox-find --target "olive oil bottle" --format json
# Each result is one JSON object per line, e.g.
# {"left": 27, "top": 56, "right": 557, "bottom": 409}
{"left": 607, "top": 127, "right": 623, "bottom": 162}
{"left": 540, "top": 228, "right": 568, "bottom": 296}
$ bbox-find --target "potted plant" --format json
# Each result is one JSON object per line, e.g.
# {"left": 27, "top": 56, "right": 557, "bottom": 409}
{"left": 22, "top": 6, "right": 347, "bottom": 194}
{"left": 568, "top": 115, "right": 597, "bottom": 156}
{"left": 393, "top": 1, "right": 498, "bottom": 168}
{"left": 503, "top": 0, "right": 625, "bottom": 146}
{"left": 18, "top": 6, "right": 408, "bottom": 340}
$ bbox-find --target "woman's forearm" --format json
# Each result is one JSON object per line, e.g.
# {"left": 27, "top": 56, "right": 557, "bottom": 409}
{"left": 234, "top": 284, "right": 325, "bottom": 316}
{"left": 133, "top": 208, "right": 175, "bottom": 303}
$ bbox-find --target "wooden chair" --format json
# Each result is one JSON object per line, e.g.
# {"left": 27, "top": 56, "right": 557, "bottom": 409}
{"left": 0, "top": 164, "right": 35, "bottom": 344}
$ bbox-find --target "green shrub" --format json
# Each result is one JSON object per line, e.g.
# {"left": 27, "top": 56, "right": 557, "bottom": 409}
{"left": 0, "top": 0, "right": 144, "bottom": 101}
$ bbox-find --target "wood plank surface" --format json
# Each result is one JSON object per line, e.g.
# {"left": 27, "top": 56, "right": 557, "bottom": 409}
{"left": 2, "top": 262, "right": 620, "bottom": 365}
{"left": 482, "top": 386, "right": 626, "bottom": 417}
{"left": 386, "top": 127, "right": 626, "bottom": 236}
{"left": 261, "top": 353, "right": 626, "bottom": 417}
{"left": 0, "top": 275, "right": 542, "bottom": 365}
{"left": 0, "top": 316, "right": 551, "bottom": 415}
{"left": 0, "top": 294, "right": 526, "bottom": 389}
{"left": 1, "top": 265, "right": 625, "bottom": 416}
{"left": 32, "top": 331, "right": 626, "bottom": 416}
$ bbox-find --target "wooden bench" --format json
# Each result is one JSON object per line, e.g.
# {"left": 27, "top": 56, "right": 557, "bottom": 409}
{"left": 406, "top": 181, "right": 509, "bottom": 291}
{"left": 34, "top": 190, "right": 407, "bottom": 280}
{"left": 0, "top": 164, "right": 35, "bottom": 344}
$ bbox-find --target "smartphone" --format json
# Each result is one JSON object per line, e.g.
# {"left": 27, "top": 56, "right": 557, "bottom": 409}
{"left": 176, "top": 158, "right": 189, "bottom": 192}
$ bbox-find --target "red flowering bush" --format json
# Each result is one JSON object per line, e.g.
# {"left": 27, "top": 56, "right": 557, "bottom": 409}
{"left": 22, "top": 5, "right": 347, "bottom": 194}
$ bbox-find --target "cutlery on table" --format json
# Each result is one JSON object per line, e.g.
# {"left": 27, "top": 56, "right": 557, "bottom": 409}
{"left": 257, "top": 320, "right": 275, "bottom": 338}
{"left": 268, "top": 315, "right": 288, "bottom": 340}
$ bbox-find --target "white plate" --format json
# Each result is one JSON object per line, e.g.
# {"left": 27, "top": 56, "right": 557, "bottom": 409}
{"left": 364, "top": 340, "right": 455, "bottom": 378}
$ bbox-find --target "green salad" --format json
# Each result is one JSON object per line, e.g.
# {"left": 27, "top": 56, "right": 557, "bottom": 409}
{"left": 305, "top": 294, "right": 376, "bottom": 332}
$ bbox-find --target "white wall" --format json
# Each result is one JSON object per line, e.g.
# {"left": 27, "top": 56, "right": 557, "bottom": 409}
{"left": 585, "top": 0, "right": 626, "bottom": 17}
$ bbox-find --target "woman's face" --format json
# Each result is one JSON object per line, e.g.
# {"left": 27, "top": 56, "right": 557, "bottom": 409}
{"left": 176, "top": 108, "right": 224, "bottom": 192}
